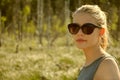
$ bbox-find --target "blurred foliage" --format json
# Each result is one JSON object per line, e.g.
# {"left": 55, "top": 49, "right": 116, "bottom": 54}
{"left": 23, "top": 5, "right": 31, "bottom": 16}
{"left": 0, "top": 37, "right": 84, "bottom": 80}
{"left": 0, "top": 0, "right": 119, "bottom": 46}
{"left": 0, "top": 16, "right": 7, "bottom": 22}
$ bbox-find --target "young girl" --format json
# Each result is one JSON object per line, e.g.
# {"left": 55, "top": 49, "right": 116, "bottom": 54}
{"left": 68, "top": 5, "right": 120, "bottom": 80}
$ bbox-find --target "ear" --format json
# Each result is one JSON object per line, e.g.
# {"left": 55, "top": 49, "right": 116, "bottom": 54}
{"left": 100, "top": 28, "right": 105, "bottom": 36}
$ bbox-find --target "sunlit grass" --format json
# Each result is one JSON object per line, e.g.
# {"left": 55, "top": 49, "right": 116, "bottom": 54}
{"left": 0, "top": 47, "right": 84, "bottom": 80}
{"left": 0, "top": 37, "right": 119, "bottom": 80}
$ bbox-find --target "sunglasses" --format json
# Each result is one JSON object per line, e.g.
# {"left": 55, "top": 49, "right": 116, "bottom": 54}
{"left": 68, "top": 23, "right": 101, "bottom": 35}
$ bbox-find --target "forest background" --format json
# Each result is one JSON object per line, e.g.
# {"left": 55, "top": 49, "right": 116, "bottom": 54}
{"left": 0, "top": 0, "right": 120, "bottom": 80}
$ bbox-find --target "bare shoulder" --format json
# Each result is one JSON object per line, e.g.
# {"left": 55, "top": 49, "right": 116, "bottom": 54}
{"left": 94, "top": 57, "right": 120, "bottom": 80}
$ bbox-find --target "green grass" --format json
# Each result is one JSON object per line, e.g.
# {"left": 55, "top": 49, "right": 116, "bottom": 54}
{"left": 0, "top": 38, "right": 85, "bottom": 80}
{"left": 0, "top": 37, "right": 120, "bottom": 80}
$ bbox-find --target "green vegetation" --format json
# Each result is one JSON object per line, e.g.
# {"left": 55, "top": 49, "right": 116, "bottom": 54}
{"left": 0, "top": 37, "right": 85, "bottom": 80}
{"left": 0, "top": 0, "right": 120, "bottom": 46}
{"left": 0, "top": 37, "right": 120, "bottom": 80}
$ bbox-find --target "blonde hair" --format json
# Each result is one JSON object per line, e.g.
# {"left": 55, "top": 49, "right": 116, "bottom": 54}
{"left": 73, "top": 5, "right": 109, "bottom": 50}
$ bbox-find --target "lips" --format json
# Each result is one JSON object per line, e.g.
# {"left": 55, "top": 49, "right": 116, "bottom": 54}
{"left": 76, "top": 38, "right": 87, "bottom": 43}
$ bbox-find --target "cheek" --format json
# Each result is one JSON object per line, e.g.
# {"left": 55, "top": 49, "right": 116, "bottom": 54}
{"left": 87, "top": 30, "right": 100, "bottom": 45}
{"left": 87, "top": 36, "right": 99, "bottom": 43}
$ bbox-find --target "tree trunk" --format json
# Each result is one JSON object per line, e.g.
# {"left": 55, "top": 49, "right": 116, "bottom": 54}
{"left": 117, "top": 6, "right": 120, "bottom": 41}
{"left": 37, "top": 0, "right": 44, "bottom": 45}
{"left": 0, "top": 11, "right": 2, "bottom": 47}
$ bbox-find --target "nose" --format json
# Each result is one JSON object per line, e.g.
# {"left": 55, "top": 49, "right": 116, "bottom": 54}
{"left": 76, "top": 29, "right": 84, "bottom": 36}
{"left": 74, "top": 30, "right": 84, "bottom": 37}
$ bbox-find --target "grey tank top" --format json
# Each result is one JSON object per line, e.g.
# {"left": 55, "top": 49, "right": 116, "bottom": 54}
{"left": 77, "top": 56, "right": 108, "bottom": 80}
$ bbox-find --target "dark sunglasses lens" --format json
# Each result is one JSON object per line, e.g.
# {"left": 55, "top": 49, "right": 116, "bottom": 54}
{"left": 68, "top": 23, "right": 80, "bottom": 34}
{"left": 68, "top": 23, "right": 99, "bottom": 35}
{"left": 82, "top": 24, "right": 96, "bottom": 34}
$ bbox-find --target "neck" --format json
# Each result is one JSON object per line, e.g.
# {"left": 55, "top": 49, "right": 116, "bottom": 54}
{"left": 83, "top": 46, "right": 106, "bottom": 66}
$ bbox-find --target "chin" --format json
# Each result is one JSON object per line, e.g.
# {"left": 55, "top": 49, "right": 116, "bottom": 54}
{"left": 75, "top": 42, "right": 86, "bottom": 49}
{"left": 76, "top": 44, "right": 87, "bottom": 49}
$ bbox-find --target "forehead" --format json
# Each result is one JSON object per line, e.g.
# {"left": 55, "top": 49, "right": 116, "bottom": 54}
{"left": 73, "top": 12, "right": 97, "bottom": 25}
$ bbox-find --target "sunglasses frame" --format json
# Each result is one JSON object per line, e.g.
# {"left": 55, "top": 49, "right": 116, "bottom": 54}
{"left": 68, "top": 23, "right": 102, "bottom": 35}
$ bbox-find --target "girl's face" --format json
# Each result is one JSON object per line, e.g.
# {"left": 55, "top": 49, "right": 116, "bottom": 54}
{"left": 71, "top": 13, "right": 101, "bottom": 50}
